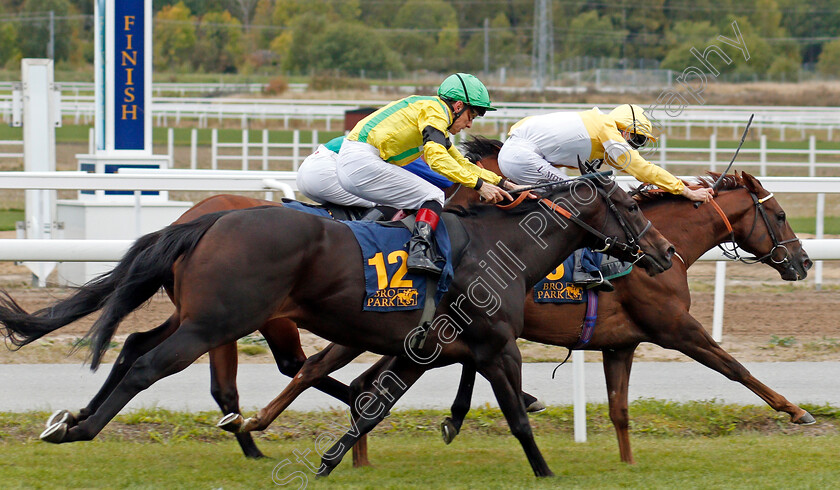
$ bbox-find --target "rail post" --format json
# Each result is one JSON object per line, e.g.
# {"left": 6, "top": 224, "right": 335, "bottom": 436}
{"left": 816, "top": 193, "right": 824, "bottom": 291}
{"left": 211, "top": 129, "right": 218, "bottom": 170}
{"left": 759, "top": 134, "right": 767, "bottom": 176}
{"left": 190, "top": 129, "right": 197, "bottom": 169}
{"left": 709, "top": 132, "right": 717, "bottom": 171}
{"left": 262, "top": 129, "right": 269, "bottom": 171}
{"left": 242, "top": 129, "right": 249, "bottom": 170}
{"left": 712, "top": 261, "right": 727, "bottom": 342}
{"left": 167, "top": 128, "right": 174, "bottom": 168}
{"left": 573, "top": 350, "right": 587, "bottom": 443}
{"left": 292, "top": 130, "right": 300, "bottom": 170}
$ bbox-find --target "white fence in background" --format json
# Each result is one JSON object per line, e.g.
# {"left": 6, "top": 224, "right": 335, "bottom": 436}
{"left": 73, "top": 127, "right": 840, "bottom": 175}
{"left": 4, "top": 123, "right": 839, "bottom": 177}
{"left": 4, "top": 93, "right": 840, "bottom": 135}
{"left": 0, "top": 139, "right": 23, "bottom": 159}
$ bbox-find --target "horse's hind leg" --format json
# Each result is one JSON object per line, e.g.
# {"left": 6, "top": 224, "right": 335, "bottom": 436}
{"left": 441, "top": 364, "right": 544, "bottom": 444}
{"left": 59, "top": 315, "right": 178, "bottom": 428}
{"left": 603, "top": 346, "right": 637, "bottom": 464}
{"left": 261, "top": 319, "right": 352, "bottom": 404}
{"left": 49, "top": 320, "right": 233, "bottom": 444}
{"left": 209, "top": 341, "right": 265, "bottom": 459}
{"left": 231, "top": 342, "right": 364, "bottom": 433}
{"left": 659, "top": 312, "right": 815, "bottom": 424}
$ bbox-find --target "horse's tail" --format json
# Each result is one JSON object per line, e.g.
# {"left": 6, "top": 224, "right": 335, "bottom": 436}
{"left": 85, "top": 210, "right": 231, "bottom": 370}
{"left": 0, "top": 230, "right": 164, "bottom": 349}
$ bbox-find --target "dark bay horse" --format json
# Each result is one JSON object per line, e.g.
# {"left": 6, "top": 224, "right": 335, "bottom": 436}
{"left": 0, "top": 178, "right": 673, "bottom": 477}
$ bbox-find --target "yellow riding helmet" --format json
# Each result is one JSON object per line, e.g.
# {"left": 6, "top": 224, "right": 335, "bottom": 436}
{"left": 609, "top": 104, "right": 658, "bottom": 144}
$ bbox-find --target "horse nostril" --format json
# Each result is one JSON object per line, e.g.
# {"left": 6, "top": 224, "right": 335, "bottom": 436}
{"left": 667, "top": 246, "right": 675, "bottom": 259}
{"left": 803, "top": 258, "right": 813, "bottom": 271}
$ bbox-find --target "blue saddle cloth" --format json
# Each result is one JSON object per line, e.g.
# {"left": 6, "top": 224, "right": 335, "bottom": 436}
{"left": 533, "top": 254, "right": 586, "bottom": 304}
{"left": 343, "top": 220, "right": 453, "bottom": 312}
{"left": 279, "top": 200, "right": 334, "bottom": 219}
{"left": 533, "top": 250, "right": 633, "bottom": 304}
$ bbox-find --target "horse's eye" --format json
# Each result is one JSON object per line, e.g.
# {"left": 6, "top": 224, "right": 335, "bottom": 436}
{"left": 629, "top": 204, "right": 638, "bottom": 212}
{"left": 777, "top": 212, "right": 785, "bottom": 222}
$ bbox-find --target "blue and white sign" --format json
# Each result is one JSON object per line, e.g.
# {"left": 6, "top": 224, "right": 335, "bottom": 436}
{"left": 113, "top": 0, "right": 144, "bottom": 150}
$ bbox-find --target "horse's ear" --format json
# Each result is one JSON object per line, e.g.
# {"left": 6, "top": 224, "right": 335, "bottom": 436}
{"left": 740, "top": 171, "right": 762, "bottom": 194}
{"left": 577, "top": 156, "right": 594, "bottom": 175}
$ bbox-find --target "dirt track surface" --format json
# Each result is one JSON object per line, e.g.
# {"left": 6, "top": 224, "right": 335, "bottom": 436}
{"left": 1, "top": 253, "right": 838, "bottom": 365}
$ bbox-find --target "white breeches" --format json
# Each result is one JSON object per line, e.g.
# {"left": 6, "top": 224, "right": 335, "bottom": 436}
{"left": 336, "top": 139, "right": 444, "bottom": 209}
{"left": 296, "top": 145, "right": 376, "bottom": 207}
{"left": 498, "top": 135, "right": 569, "bottom": 185}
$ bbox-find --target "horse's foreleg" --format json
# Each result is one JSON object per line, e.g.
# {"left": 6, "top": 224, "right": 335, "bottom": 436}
{"left": 478, "top": 341, "right": 553, "bottom": 478}
{"left": 317, "top": 356, "right": 424, "bottom": 477}
{"left": 232, "top": 343, "right": 365, "bottom": 433}
{"left": 441, "top": 365, "right": 476, "bottom": 444}
{"left": 208, "top": 342, "right": 265, "bottom": 459}
{"left": 261, "top": 319, "right": 352, "bottom": 404}
{"left": 661, "top": 312, "right": 815, "bottom": 425}
{"left": 73, "top": 316, "right": 178, "bottom": 424}
{"left": 602, "top": 347, "right": 637, "bottom": 464}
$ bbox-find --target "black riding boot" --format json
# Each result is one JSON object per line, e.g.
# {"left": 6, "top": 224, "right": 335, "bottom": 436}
{"left": 571, "top": 249, "right": 614, "bottom": 292}
{"left": 407, "top": 207, "right": 442, "bottom": 275}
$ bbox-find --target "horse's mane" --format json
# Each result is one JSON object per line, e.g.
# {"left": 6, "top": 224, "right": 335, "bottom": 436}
{"left": 461, "top": 135, "right": 503, "bottom": 160}
{"left": 631, "top": 172, "right": 744, "bottom": 204}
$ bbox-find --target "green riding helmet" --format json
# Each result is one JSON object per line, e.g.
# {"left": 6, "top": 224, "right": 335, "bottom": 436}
{"left": 437, "top": 73, "right": 496, "bottom": 116}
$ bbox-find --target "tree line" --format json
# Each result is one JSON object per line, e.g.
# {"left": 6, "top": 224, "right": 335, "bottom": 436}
{"left": 1, "top": 0, "right": 840, "bottom": 80}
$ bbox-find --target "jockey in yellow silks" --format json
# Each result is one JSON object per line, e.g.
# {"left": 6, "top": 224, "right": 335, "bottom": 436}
{"left": 498, "top": 104, "right": 714, "bottom": 202}
{"left": 337, "top": 73, "right": 519, "bottom": 275}
{"left": 497, "top": 104, "right": 713, "bottom": 290}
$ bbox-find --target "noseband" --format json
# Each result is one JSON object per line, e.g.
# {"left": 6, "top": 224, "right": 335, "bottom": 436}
{"left": 712, "top": 190, "right": 799, "bottom": 267}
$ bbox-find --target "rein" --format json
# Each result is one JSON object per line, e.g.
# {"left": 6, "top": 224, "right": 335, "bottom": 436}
{"left": 709, "top": 190, "right": 798, "bottom": 266}
{"left": 535, "top": 183, "right": 649, "bottom": 264}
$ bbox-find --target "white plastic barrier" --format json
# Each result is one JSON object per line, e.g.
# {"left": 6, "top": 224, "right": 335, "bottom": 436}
{"left": 0, "top": 171, "right": 297, "bottom": 194}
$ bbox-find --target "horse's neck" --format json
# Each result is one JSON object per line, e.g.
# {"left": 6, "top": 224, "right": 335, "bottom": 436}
{"left": 647, "top": 190, "right": 750, "bottom": 267}
{"left": 459, "top": 207, "right": 591, "bottom": 288}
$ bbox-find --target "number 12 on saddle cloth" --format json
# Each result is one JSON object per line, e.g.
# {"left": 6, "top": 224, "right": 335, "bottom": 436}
{"left": 342, "top": 220, "right": 453, "bottom": 312}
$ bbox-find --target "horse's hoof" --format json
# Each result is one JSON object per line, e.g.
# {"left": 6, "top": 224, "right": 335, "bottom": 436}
{"left": 217, "top": 413, "right": 243, "bottom": 433}
{"left": 526, "top": 400, "right": 547, "bottom": 413}
{"left": 40, "top": 422, "right": 67, "bottom": 443}
{"left": 46, "top": 409, "right": 75, "bottom": 428}
{"left": 240, "top": 417, "right": 261, "bottom": 433}
{"left": 794, "top": 411, "right": 816, "bottom": 425}
{"left": 441, "top": 417, "right": 459, "bottom": 445}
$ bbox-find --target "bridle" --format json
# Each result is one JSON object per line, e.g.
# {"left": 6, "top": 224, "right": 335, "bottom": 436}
{"left": 709, "top": 189, "right": 799, "bottom": 267}
{"left": 462, "top": 154, "right": 652, "bottom": 264}
{"left": 538, "top": 177, "right": 651, "bottom": 265}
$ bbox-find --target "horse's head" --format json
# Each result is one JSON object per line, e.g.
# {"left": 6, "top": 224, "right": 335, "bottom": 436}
{"left": 543, "top": 174, "right": 674, "bottom": 276}
{"left": 720, "top": 172, "right": 811, "bottom": 280}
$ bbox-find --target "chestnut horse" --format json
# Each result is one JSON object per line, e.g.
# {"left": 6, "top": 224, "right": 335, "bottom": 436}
{"left": 1, "top": 176, "right": 673, "bottom": 477}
